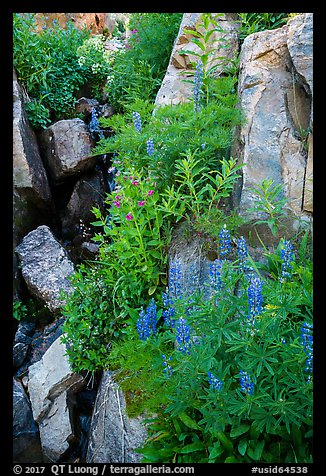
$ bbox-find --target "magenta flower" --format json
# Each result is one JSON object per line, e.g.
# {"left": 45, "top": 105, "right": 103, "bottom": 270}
{"left": 138, "top": 201, "right": 146, "bottom": 207}
{"left": 132, "top": 180, "right": 139, "bottom": 186}
{"left": 126, "top": 212, "right": 134, "bottom": 220}
{"left": 113, "top": 201, "right": 121, "bottom": 208}
{"left": 147, "top": 190, "right": 154, "bottom": 196}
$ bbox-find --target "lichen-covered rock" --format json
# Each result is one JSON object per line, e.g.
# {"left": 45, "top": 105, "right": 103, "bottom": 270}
{"left": 39, "top": 119, "right": 95, "bottom": 183}
{"left": 155, "top": 13, "right": 240, "bottom": 107}
{"left": 15, "top": 225, "right": 75, "bottom": 312}
{"left": 13, "top": 378, "right": 43, "bottom": 463}
{"left": 168, "top": 221, "right": 219, "bottom": 299}
{"left": 234, "top": 13, "right": 313, "bottom": 224}
{"left": 13, "top": 70, "right": 53, "bottom": 246}
{"left": 28, "top": 337, "right": 84, "bottom": 461}
{"left": 86, "top": 371, "right": 147, "bottom": 463}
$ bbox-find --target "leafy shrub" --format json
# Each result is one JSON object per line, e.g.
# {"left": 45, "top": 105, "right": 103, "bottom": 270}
{"left": 13, "top": 13, "right": 91, "bottom": 124}
{"left": 13, "top": 300, "right": 28, "bottom": 321}
{"left": 105, "top": 13, "right": 182, "bottom": 112}
{"left": 238, "top": 13, "right": 290, "bottom": 43}
{"left": 61, "top": 166, "right": 169, "bottom": 372}
{"left": 76, "top": 34, "right": 112, "bottom": 83}
{"left": 24, "top": 98, "right": 51, "bottom": 130}
{"left": 61, "top": 13, "right": 244, "bottom": 373}
{"left": 108, "top": 233, "right": 313, "bottom": 463}
{"left": 95, "top": 75, "right": 243, "bottom": 191}
{"left": 127, "top": 13, "right": 183, "bottom": 78}
{"left": 61, "top": 265, "right": 115, "bottom": 372}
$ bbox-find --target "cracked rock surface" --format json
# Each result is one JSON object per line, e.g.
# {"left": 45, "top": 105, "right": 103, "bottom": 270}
{"left": 234, "top": 13, "right": 313, "bottom": 222}
{"left": 28, "top": 337, "right": 83, "bottom": 461}
{"left": 15, "top": 225, "right": 75, "bottom": 312}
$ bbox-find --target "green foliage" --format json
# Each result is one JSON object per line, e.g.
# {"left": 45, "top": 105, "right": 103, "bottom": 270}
{"left": 112, "top": 241, "right": 312, "bottom": 463}
{"left": 106, "top": 58, "right": 162, "bottom": 111}
{"left": 128, "top": 13, "right": 183, "bottom": 78}
{"left": 24, "top": 98, "right": 51, "bottom": 130}
{"left": 61, "top": 264, "right": 115, "bottom": 372}
{"left": 238, "top": 13, "right": 290, "bottom": 43}
{"left": 192, "top": 207, "right": 245, "bottom": 240}
{"left": 180, "top": 13, "right": 238, "bottom": 102}
{"left": 13, "top": 300, "right": 28, "bottom": 321}
{"left": 61, "top": 169, "right": 169, "bottom": 372}
{"left": 105, "top": 13, "right": 182, "bottom": 112}
{"left": 76, "top": 34, "right": 112, "bottom": 83}
{"left": 248, "top": 179, "right": 289, "bottom": 236}
{"left": 13, "top": 13, "right": 91, "bottom": 123}
{"left": 54, "top": 15, "right": 312, "bottom": 464}
{"left": 96, "top": 75, "right": 243, "bottom": 191}
{"left": 158, "top": 152, "right": 244, "bottom": 223}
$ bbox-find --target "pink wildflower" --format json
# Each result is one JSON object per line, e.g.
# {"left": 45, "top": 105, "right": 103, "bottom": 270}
{"left": 126, "top": 212, "right": 134, "bottom": 221}
{"left": 113, "top": 201, "right": 121, "bottom": 208}
{"left": 132, "top": 180, "right": 139, "bottom": 186}
{"left": 138, "top": 201, "right": 146, "bottom": 207}
{"left": 147, "top": 190, "right": 154, "bottom": 196}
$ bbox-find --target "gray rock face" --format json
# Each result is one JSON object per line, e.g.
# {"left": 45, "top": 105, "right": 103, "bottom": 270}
{"left": 61, "top": 172, "right": 104, "bottom": 236}
{"left": 234, "top": 13, "right": 313, "bottom": 223}
{"left": 28, "top": 337, "right": 84, "bottom": 461}
{"left": 155, "top": 13, "right": 240, "bottom": 107}
{"left": 13, "top": 321, "right": 36, "bottom": 369}
{"left": 13, "top": 70, "right": 53, "bottom": 246}
{"left": 39, "top": 118, "right": 95, "bottom": 183}
{"left": 86, "top": 371, "right": 147, "bottom": 463}
{"left": 168, "top": 221, "right": 219, "bottom": 299}
{"left": 15, "top": 225, "right": 75, "bottom": 312}
{"left": 13, "top": 378, "right": 43, "bottom": 463}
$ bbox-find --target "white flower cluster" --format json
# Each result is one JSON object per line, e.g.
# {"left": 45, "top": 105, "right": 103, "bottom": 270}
{"left": 87, "top": 34, "right": 106, "bottom": 53}
{"left": 76, "top": 34, "right": 113, "bottom": 75}
{"left": 91, "top": 63, "right": 102, "bottom": 74}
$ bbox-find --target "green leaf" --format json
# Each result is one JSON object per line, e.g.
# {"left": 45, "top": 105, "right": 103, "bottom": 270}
{"left": 179, "top": 413, "right": 201, "bottom": 430}
{"left": 224, "top": 456, "right": 238, "bottom": 463}
{"left": 182, "top": 28, "right": 203, "bottom": 39}
{"left": 238, "top": 439, "right": 248, "bottom": 456}
{"left": 180, "top": 441, "right": 205, "bottom": 454}
{"left": 217, "top": 431, "right": 233, "bottom": 452}
{"left": 148, "top": 286, "right": 157, "bottom": 296}
{"left": 90, "top": 220, "right": 104, "bottom": 227}
{"left": 230, "top": 424, "right": 250, "bottom": 438}
{"left": 190, "top": 37, "right": 206, "bottom": 51}
{"left": 209, "top": 443, "right": 224, "bottom": 460}
{"left": 247, "top": 440, "right": 265, "bottom": 461}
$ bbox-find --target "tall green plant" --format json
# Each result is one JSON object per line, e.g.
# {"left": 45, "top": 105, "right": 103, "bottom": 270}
{"left": 13, "top": 13, "right": 91, "bottom": 125}
{"left": 108, "top": 235, "right": 312, "bottom": 463}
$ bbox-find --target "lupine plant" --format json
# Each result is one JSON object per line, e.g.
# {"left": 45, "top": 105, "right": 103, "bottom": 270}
{"left": 106, "top": 232, "right": 313, "bottom": 463}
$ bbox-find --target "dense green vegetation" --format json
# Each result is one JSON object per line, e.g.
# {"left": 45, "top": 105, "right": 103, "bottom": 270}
{"left": 13, "top": 13, "right": 312, "bottom": 463}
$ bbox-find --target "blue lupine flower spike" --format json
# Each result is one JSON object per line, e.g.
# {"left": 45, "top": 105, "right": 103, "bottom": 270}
{"left": 175, "top": 317, "right": 192, "bottom": 354}
{"left": 132, "top": 111, "right": 142, "bottom": 133}
{"left": 280, "top": 240, "right": 295, "bottom": 281}
{"left": 162, "top": 354, "right": 173, "bottom": 379}
{"left": 247, "top": 277, "right": 264, "bottom": 320}
{"left": 300, "top": 322, "right": 313, "bottom": 382}
{"left": 209, "top": 259, "right": 222, "bottom": 291}
{"left": 194, "top": 59, "right": 203, "bottom": 113}
{"left": 146, "top": 138, "right": 155, "bottom": 156}
{"left": 137, "top": 298, "right": 157, "bottom": 340}
{"left": 208, "top": 371, "right": 223, "bottom": 391}
{"left": 239, "top": 370, "right": 254, "bottom": 395}
{"left": 219, "top": 225, "right": 231, "bottom": 260}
